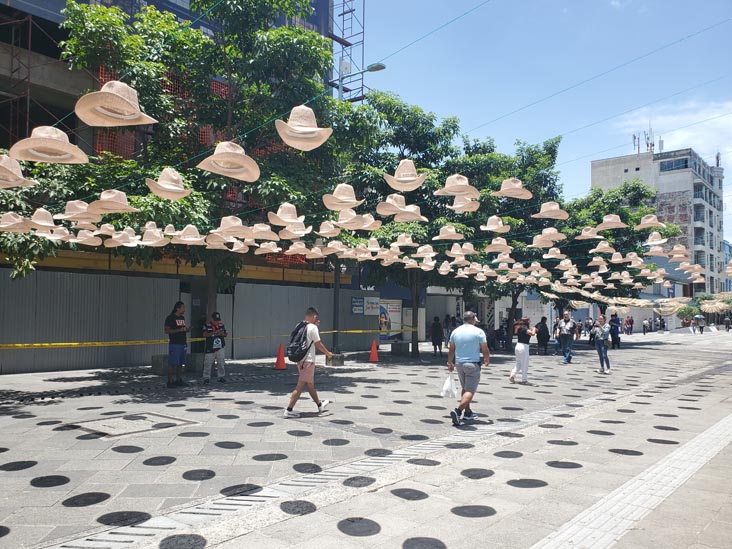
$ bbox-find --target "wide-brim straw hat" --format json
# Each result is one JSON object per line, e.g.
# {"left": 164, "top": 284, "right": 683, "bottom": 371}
{"left": 540, "top": 227, "right": 567, "bottom": 242}
{"left": 634, "top": 214, "right": 666, "bottom": 230}
{"left": 527, "top": 235, "right": 554, "bottom": 249}
{"left": 587, "top": 256, "right": 607, "bottom": 267}
{"left": 315, "top": 221, "right": 341, "bottom": 238}
{"left": 589, "top": 241, "right": 616, "bottom": 254}
{"left": 432, "top": 225, "right": 464, "bottom": 241}
{"left": 393, "top": 207, "right": 428, "bottom": 223}
{"left": 139, "top": 229, "right": 169, "bottom": 247}
{"left": 171, "top": 225, "right": 206, "bottom": 245}
{"left": 323, "top": 183, "right": 364, "bottom": 211}
{"left": 284, "top": 241, "right": 309, "bottom": 255}
{"left": 447, "top": 195, "right": 480, "bottom": 212}
{"left": 251, "top": 223, "right": 280, "bottom": 241}
{"left": 644, "top": 231, "right": 667, "bottom": 246}
{"left": 275, "top": 105, "right": 332, "bottom": 151}
{"left": 445, "top": 243, "right": 465, "bottom": 258}
{"left": 0, "top": 213, "right": 28, "bottom": 233}
{"left": 10, "top": 126, "right": 88, "bottom": 164}
{"left": 268, "top": 202, "right": 304, "bottom": 226}
{"left": 53, "top": 200, "right": 102, "bottom": 222}
{"left": 596, "top": 214, "right": 628, "bottom": 230}
{"left": 383, "top": 159, "right": 427, "bottom": 192}
{"left": 197, "top": 141, "right": 260, "bottom": 182}
{"left": 254, "top": 241, "right": 282, "bottom": 255}
{"left": 645, "top": 246, "right": 668, "bottom": 257}
{"left": 69, "top": 230, "right": 102, "bottom": 247}
{"left": 434, "top": 174, "right": 479, "bottom": 198}
{"left": 412, "top": 244, "right": 437, "bottom": 258}
{"left": 0, "top": 154, "right": 38, "bottom": 189}
{"left": 609, "top": 252, "right": 628, "bottom": 264}
{"left": 531, "top": 201, "right": 568, "bottom": 220}
{"left": 376, "top": 194, "right": 409, "bottom": 216}
{"left": 212, "top": 216, "right": 251, "bottom": 239}
{"left": 145, "top": 167, "right": 191, "bottom": 201}
{"left": 395, "top": 233, "right": 418, "bottom": 247}
{"left": 35, "top": 227, "right": 71, "bottom": 242}
{"left": 75, "top": 80, "right": 157, "bottom": 127}
{"left": 575, "top": 226, "right": 602, "bottom": 240}
{"left": 491, "top": 177, "right": 532, "bottom": 199}
{"left": 205, "top": 233, "right": 233, "bottom": 250}
{"left": 27, "top": 208, "right": 59, "bottom": 230}
{"left": 484, "top": 237, "right": 513, "bottom": 253}
{"left": 542, "top": 248, "right": 566, "bottom": 260}
{"left": 480, "top": 215, "right": 510, "bottom": 233}
{"left": 87, "top": 189, "right": 139, "bottom": 214}
{"left": 492, "top": 252, "right": 515, "bottom": 264}
{"left": 278, "top": 222, "right": 312, "bottom": 240}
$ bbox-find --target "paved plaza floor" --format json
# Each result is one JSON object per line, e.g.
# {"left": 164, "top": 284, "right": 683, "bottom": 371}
{"left": 0, "top": 331, "right": 730, "bottom": 548}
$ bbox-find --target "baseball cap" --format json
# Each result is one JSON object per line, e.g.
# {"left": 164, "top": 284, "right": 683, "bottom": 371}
{"left": 212, "top": 312, "right": 221, "bottom": 321}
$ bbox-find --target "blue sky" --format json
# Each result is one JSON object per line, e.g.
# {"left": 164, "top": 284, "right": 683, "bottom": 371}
{"left": 360, "top": 0, "right": 732, "bottom": 238}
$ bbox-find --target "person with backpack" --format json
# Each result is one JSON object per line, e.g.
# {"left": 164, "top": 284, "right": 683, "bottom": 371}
{"left": 535, "top": 316, "right": 550, "bottom": 355}
{"left": 284, "top": 307, "right": 333, "bottom": 418}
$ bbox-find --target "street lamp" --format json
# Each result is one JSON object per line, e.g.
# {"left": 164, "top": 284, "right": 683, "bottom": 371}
{"left": 337, "top": 62, "right": 386, "bottom": 100}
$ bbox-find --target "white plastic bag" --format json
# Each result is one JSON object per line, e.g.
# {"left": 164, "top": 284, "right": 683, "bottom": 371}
{"left": 441, "top": 372, "right": 458, "bottom": 399}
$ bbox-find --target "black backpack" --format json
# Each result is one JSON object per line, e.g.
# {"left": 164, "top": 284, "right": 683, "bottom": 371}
{"left": 287, "top": 321, "right": 313, "bottom": 362}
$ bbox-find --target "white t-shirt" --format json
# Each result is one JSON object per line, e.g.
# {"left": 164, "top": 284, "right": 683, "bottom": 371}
{"left": 303, "top": 322, "right": 321, "bottom": 363}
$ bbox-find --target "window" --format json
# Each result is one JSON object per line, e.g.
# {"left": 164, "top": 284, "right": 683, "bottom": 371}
{"left": 635, "top": 167, "right": 640, "bottom": 171}
{"left": 659, "top": 158, "right": 689, "bottom": 172}
{"left": 623, "top": 168, "right": 628, "bottom": 173}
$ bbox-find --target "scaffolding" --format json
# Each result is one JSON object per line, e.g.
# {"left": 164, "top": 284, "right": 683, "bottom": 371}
{"left": 329, "top": 0, "right": 366, "bottom": 103}
{"left": 1, "top": 14, "right": 32, "bottom": 144}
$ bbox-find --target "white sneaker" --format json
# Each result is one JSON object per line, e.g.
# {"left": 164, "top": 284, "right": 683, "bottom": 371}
{"left": 283, "top": 409, "right": 300, "bottom": 418}
{"left": 317, "top": 399, "right": 330, "bottom": 413}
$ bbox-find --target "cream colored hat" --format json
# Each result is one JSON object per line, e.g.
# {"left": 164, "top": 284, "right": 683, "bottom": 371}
{"left": 542, "top": 247, "right": 566, "bottom": 260}
{"left": 447, "top": 195, "right": 480, "bottom": 212}
{"left": 0, "top": 154, "right": 38, "bottom": 189}
{"left": 27, "top": 208, "right": 59, "bottom": 230}
{"left": 230, "top": 241, "right": 250, "bottom": 254}
{"left": 138, "top": 228, "right": 169, "bottom": 247}
{"left": 35, "top": 227, "right": 71, "bottom": 242}
{"left": 0, "top": 212, "right": 29, "bottom": 233}
{"left": 275, "top": 105, "right": 332, "bottom": 151}
{"left": 69, "top": 229, "right": 102, "bottom": 247}
{"left": 587, "top": 256, "right": 607, "bottom": 267}
{"left": 75, "top": 80, "right": 157, "bottom": 127}
{"left": 432, "top": 225, "right": 464, "bottom": 241}
{"left": 211, "top": 216, "right": 251, "bottom": 239}
{"left": 278, "top": 221, "right": 312, "bottom": 240}
{"left": 589, "top": 240, "right": 616, "bottom": 254}
{"left": 360, "top": 214, "right": 381, "bottom": 231}
{"left": 93, "top": 223, "right": 117, "bottom": 237}
{"left": 531, "top": 201, "right": 568, "bottom": 220}
{"left": 434, "top": 174, "right": 479, "bottom": 198}
{"left": 491, "top": 177, "right": 532, "bottom": 199}
{"left": 145, "top": 167, "right": 191, "bottom": 201}
{"left": 634, "top": 214, "right": 666, "bottom": 230}
{"left": 163, "top": 224, "right": 179, "bottom": 237}
{"left": 205, "top": 233, "right": 233, "bottom": 250}
{"left": 557, "top": 259, "right": 574, "bottom": 271}
{"left": 403, "top": 258, "right": 420, "bottom": 269}
{"left": 365, "top": 238, "right": 381, "bottom": 253}
{"left": 669, "top": 244, "right": 689, "bottom": 255}
{"left": 305, "top": 246, "right": 325, "bottom": 260}
{"left": 575, "top": 226, "right": 602, "bottom": 240}
{"left": 484, "top": 237, "right": 513, "bottom": 253}
{"left": 527, "top": 235, "right": 554, "bottom": 249}
{"left": 461, "top": 243, "right": 477, "bottom": 255}
{"left": 376, "top": 194, "right": 410, "bottom": 216}
{"left": 196, "top": 141, "right": 260, "bottom": 182}
{"left": 492, "top": 252, "right": 515, "bottom": 264}
{"left": 268, "top": 202, "right": 304, "bottom": 226}
{"left": 645, "top": 245, "right": 668, "bottom": 257}
{"left": 70, "top": 220, "right": 97, "bottom": 231}
{"left": 437, "top": 261, "right": 452, "bottom": 276}
{"left": 596, "top": 214, "right": 628, "bottom": 230}
{"left": 383, "top": 159, "right": 427, "bottom": 192}
{"left": 395, "top": 233, "right": 418, "bottom": 247}
{"left": 10, "top": 126, "right": 88, "bottom": 164}
{"left": 644, "top": 231, "right": 667, "bottom": 246}
{"left": 609, "top": 252, "right": 628, "bottom": 264}
{"left": 251, "top": 223, "right": 280, "bottom": 241}
{"left": 540, "top": 227, "right": 567, "bottom": 242}
{"left": 104, "top": 228, "right": 140, "bottom": 248}
{"left": 87, "top": 190, "right": 139, "bottom": 214}
{"left": 445, "top": 243, "right": 465, "bottom": 258}
{"left": 171, "top": 225, "right": 207, "bottom": 246}
{"left": 393, "top": 205, "right": 428, "bottom": 223}
{"left": 480, "top": 215, "right": 510, "bottom": 233}
{"left": 412, "top": 244, "right": 437, "bottom": 258}
{"left": 315, "top": 221, "right": 341, "bottom": 238}
{"left": 284, "top": 241, "right": 309, "bottom": 256}
{"left": 53, "top": 200, "right": 102, "bottom": 223}
{"left": 323, "top": 183, "right": 364, "bottom": 211}
{"left": 254, "top": 241, "right": 282, "bottom": 255}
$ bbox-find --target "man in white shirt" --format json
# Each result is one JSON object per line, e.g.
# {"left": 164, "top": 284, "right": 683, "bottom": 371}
{"left": 556, "top": 311, "right": 578, "bottom": 364}
{"left": 284, "top": 307, "right": 333, "bottom": 418}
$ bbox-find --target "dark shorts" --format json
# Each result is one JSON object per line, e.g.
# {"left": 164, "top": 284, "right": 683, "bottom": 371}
{"left": 168, "top": 344, "right": 187, "bottom": 367}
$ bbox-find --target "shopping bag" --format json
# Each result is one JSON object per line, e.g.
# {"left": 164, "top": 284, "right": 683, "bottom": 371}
{"left": 441, "top": 373, "right": 458, "bottom": 399}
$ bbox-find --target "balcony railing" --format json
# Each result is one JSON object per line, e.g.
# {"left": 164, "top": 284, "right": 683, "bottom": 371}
{"left": 693, "top": 214, "right": 705, "bottom": 222}
{"left": 693, "top": 191, "right": 704, "bottom": 199}
{"left": 694, "top": 237, "right": 706, "bottom": 246}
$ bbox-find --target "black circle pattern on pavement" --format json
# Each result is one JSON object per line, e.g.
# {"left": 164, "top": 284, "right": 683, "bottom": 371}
{"left": 343, "top": 476, "right": 375, "bottom": 488}
{"left": 337, "top": 517, "right": 381, "bottom": 537}
{"left": 330, "top": 419, "right": 354, "bottom": 425}
{"left": 323, "top": 439, "right": 349, "bottom": 446}
{"left": 391, "top": 488, "right": 429, "bottom": 500}
{"left": 100, "top": 411, "right": 125, "bottom": 416}
{"left": 609, "top": 449, "right": 643, "bottom": 456}
{"left": 143, "top": 456, "right": 176, "bottom": 466}
{"left": 30, "top": 475, "right": 70, "bottom": 488}
{"left": 287, "top": 430, "right": 312, "bottom": 437}
{"left": 182, "top": 469, "right": 216, "bottom": 481}
{"left": 78, "top": 406, "right": 103, "bottom": 410}
{"left": 112, "top": 446, "right": 143, "bottom": 454}
{"left": 507, "top": 478, "right": 548, "bottom": 488}
{"left": 401, "top": 434, "right": 428, "bottom": 441}
{"left": 165, "top": 403, "right": 185, "bottom": 407}
{"left": 600, "top": 420, "right": 625, "bottom": 424}
{"left": 153, "top": 423, "right": 176, "bottom": 429}
{"left": 215, "top": 442, "right": 243, "bottom": 449}
{"left": 220, "top": 484, "right": 261, "bottom": 497}
{"left": 293, "top": 463, "right": 322, "bottom": 474}
{"left": 36, "top": 420, "right": 62, "bottom": 426}
{"left": 617, "top": 409, "right": 636, "bottom": 413}
{"left": 546, "top": 461, "right": 583, "bottom": 469}
{"left": 451, "top": 505, "right": 496, "bottom": 518}
{"left": 159, "top": 535, "right": 207, "bottom": 549}
{"left": 252, "top": 453, "right": 287, "bottom": 461}
{"left": 0, "top": 461, "right": 36, "bottom": 471}
{"left": 421, "top": 419, "right": 442, "bottom": 424}
{"left": 445, "top": 443, "right": 474, "bottom": 449}
{"left": 186, "top": 408, "right": 209, "bottom": 413}
{"left": 178, "top": 432, "right": 209, "bottom": 438}
{"left": 371, "top": 427, "right": 393, "bottom": 434}
{"left": 654, "top": 425, "right": 680, "bottom": 431}
{"left": 494, "top": 451, "right": 522, "bottom": 459}
{"left": 247, "top": 422, "right": 274, "bottom": 427}
{"left": 280, "top": 500, "right": 317, "bottom": 515}
{"left": 217, "top": 415, "right": 239, "bottom": 420}
{"left": 497, "top": 432, "right": 524, "bottom": 438}
{"left": 365, "top": 449, "right": 393, "bottom": 457}
{"left": 407, "top": 458, "right": 440, "bottom": 466}
{"left": 539, "top": 424, "right": 563, "bottom": 429}
{"left": 403, "top": 537, "right": 447, "bottom": 548}
{"left": 77, "top": 433, "right": 105, "bottom": 440}
{"left": 655, "top": 413, "right": 678, "bottom": 418}
{"left": 345, "top": 406, "right": 367, "bottom": 410}
{"left": 380, "top": 412, "right": 403, "bottom": 417}
{"left": 461, "top": 468, "right": 494, "bottom": 479}
{"left": 62, "top": 492, "right": 110, "bottom": 507}
{"left": 0, "top": 526, "right": 8, "bottom": 538}
{"left": 587, "top": 430, "right": 614, "bottom": 436}
{"left": 97, "top": 511, "right": 151, "bottom": 526}
{"left": 0, "top": 448, "right": 7, "bottom": 453}
{"left": 647, "top": 438, "right": 679, "bottom": 445}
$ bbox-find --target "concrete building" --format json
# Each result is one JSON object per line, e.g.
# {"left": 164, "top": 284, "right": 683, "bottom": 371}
{"left": 591, "top": 148, "right": 725, "bottom": 294}
{"left": 724, "top": 240, "right": 732, "bottom": 292}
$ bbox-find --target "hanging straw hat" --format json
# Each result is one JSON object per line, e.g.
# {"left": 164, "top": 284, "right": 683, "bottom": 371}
{"left": 644, "top": 231, "right": 667, "bottom": 246}
{"left": 334, "top": 209, "right": 367, "bottom": 231}
{"left": 251, "top": 223, "right": 280, "bottom": 241}
{"left": 589, "top": 240, "right": 616, "bottom": 254}
{"left": 484, "top": 237, "right": 513, "bottom": 253}
{"left": 93, "top": 223, "right": 117, "bottom": 237}
{"left": 53, "top": 200, "right": 102, "bottom": 223}
{"left": 205, "top": 233, "right": 234, "bottom": 250}
{"left": 305, "top": 246, "right": 326, "bottom": 260}
{"left": 437, "top": 261, "right": 452, "bottom": 275}
{"left": 556, "top": 259, "right": 574, "bottom": 270}
{"left": 434, "top": 174, "right": 479, "bottom": 198}
{"left": 0, "top": 154, "right": 38, "bottom": 189}
{"left": 315, "top": 221, "right": 340, "bottom": 238}
{"left": 10, "top": 126, "right": 88, "bottom": 164}
{"left": 268, "top": 202, "right": 305, "bottom": 226}
{"left": 75, "top": 80, "right": 157, "bottom": 127}
{"left": 0, "top": 212, "right": 29, "bottom": 233}
{"left": 445, "top": 243, "right": 465, "bottom": 258}
{"left": 575, "top": 226, "right": 602, "bottom": 240}
{"left": 634, "top": 214, "right": 666, "bottom": 230}
{"left": 527, "top": 235, "right": 554, "bottom": 249}
{"left": 27, "top": 208, "right": 59, "bottom": 230}
{"left": 412, "top": 244, "right": 437, "bottom": 258}
{"left": 68, "top": 229, "right": 102, "bottom": 247}
{"left": 540, "top": 227, "right": 567, "bottom": 242}
{"left": 587, "top": 256, "right": 607, "bottom": 267}
{"left": 491, "top": 177, "right": 532, "bottom": 199}
{"left": 210, "top": 216, "right": 251, "bottom": 239}
{"left": 35, "top": 227, "right": 71, "bottom": 242}
{"left": 278, "top": 221, "right": 312, "bottom": 240}
{"left": 138, "top": 228, "right": 169, "bottom": 247}
{"left": 596, "top": 214, "right": 628, "bottom": 230}
{"left": 284, "top": 241, "right": 309, "bottom": 256}
{"left": 275, "top": 105, "right": 332, "bottom": 151}
{"left": 447, "top": 195, "right": 480, "bottom": 212}
{"left": 542, "top": 247, "right": 566, "bottom": 260}
{"left": 104, "top": 228, "right": 140, "bottom": 248}
{"left": 171, "top": 225, "right": 207, "bottom": 246}
{"left": 492, "top": 252, "right": 515, "bottom": 264}
{"left": 323, "top": 183, "right": 364, "bottom": 211}
{"left": 383, "top": 159, "right": 427, "bottom": 192}
{"left": 531, "top": 201, "right": 568, "bottom": 220}
{"left": 395, "top": 233, "right": 418, "bottom": 247}
{"left": 375, "top": 194, "right": 427, "bottom": 222}
{"left": 145, "top": 168, "right": 191, "bottom": 201}
{"left": 479, "top": 215, "right": 510, "bottom": 233}
{"left": 196, "top": 141, "right": 260, "bottom": 182}
{"left": 87, "top": 190, "right": 139, "bottom": 214}
{"left": 393, "top": 204, "right": 428, "bottom": 223}
{"left": 230, "top": 241, "right": 250, "bottom": 254}
{"left": 254, "top": 241, "right": 282, "bottom": 255}
{"left": 646, "top": 245, "right": 668, "bottom": 257}
{"left": 609, "top": 252, "right": 628, "bottom": 264}
{"left": 432, "top": 225, "right": 464, "bottom": 241}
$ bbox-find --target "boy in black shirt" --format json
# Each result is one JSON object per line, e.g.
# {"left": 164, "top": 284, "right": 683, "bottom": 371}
{"left": 202, "top": 312, "right": 228, "bottom": 384}
{"left": 164, "top": 301, "right": 190, "bottom": 388}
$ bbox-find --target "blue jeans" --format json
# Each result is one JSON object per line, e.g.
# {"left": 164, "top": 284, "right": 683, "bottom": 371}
{"left": 168, "top": 344, "right": 187, "bottom": 367}
{"left": 595, "top": 341, "right": 610, "bottom": 371}
{"left": 560, "top": 334, "right": 573, "bottom": 363}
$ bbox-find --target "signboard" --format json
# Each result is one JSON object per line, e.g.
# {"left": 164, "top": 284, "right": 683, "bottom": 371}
{"left": 364, "top": 297, "right": 380, "bottom": 316}
{"left": 379, "top": 299, "right": 402, "bottom": 341}
{"left": 351, "top": 297, "right": 364, "bottom": 315}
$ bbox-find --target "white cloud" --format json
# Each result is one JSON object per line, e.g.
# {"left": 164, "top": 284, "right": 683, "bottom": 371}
{"left": 610, "top": 0, "right": 622, "bottom": 8}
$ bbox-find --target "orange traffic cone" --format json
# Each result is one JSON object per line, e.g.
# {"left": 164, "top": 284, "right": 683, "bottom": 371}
{"left": 275, "top": 344, "right": 287, "bottom": 370}
{"left": 368, "top": 339, "right": 379, "bottom": 363}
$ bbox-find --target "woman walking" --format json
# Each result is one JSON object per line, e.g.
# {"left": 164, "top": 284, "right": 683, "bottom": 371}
{"left": 591, "top": 314, "right": 611, "bottom": 374}
{"left": 430, "top": 316, "right": 444, "bottom": 356}
{"left": 535, "top": 316, "right": 550, "bottom": 355}
{"left": 510, "top": 317, "right": 536, "bottom": 384}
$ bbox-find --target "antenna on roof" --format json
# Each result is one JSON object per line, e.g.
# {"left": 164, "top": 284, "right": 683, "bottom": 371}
{"left": 644, "top": 122, "right": 654, "bottom": 153}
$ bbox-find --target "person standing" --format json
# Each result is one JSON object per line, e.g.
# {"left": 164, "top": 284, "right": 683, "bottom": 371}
{"left": 447, "top": 311, "right": 490, "bottom": 426}
{"left": 591, "top": 315, "right": 612, "bottom": 374}
{"left": 430, "top": 316, "right": 444, "bottom": 357}
{"left": 164, "top": 301, "right": 190, "bottom": 388}
{"left": 697, "top": 316, "right": 706, "bottom": 334}
{"left": 443, "top": 314, "right": 452, "bottom": 342}
{"left": 724, "top": 316, "right": 731, "bottom": 332}
{"left": 642, "top": 318, "right": 649, "bottom": 335}
{"left": 535, "top": 316, "right": 550, "bottom": 355}
{"left": 609, "top": 313, "right": 622, "bottom": 349}
{"left": 510, "top": 317, "right": 536, "bottom": 384}
{"left": 556, "top": 311, "right": 577, "bottom": 364}
{"left": 202, "top": 311, "right": 228, "bottom": 384}
{"left": 284, "top": 307, "right": 333, "bottom": 418}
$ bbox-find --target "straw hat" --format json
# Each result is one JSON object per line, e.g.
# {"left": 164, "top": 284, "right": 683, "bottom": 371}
{"left": 315, "top": 221, "right": 340, "bottom": 238}
{"left": 403, "top": 258, "right": 420, "bottom": 269}
{"left": 196, "top": 141, "right": 260, "bottom": 182}
{"left": 284, "top": 241, "right": 309, "bottom": 255}
{"left": 70, "top": 221, "right": 98, "bottom": 231}
{"left": 10, "top": 126, "right": 88, "bottom": 164}
{"left": 305, "top": 247, "right": 326, "bottom": 260}
{"left": 491, "top": 177, "right": 532, "bottom": 199}
{"left": 376, "top": 194, "right": 412, "bottom": 216}
{"left": 275, "top": 105, "right": 332, "bottom": 151}
{"left": 556, "top": 259, "right": 574, "bottom": 270}
{"left": 587, "top": 256, "right": 607, "bottom": 267}
{"left": 542, "top": 247, "right": 566, "bottom": 260}
{"left": 644, "top": 231, "right": 667, "bottom": 246}
{"left": 531, "top": 201, "right": 568, "bottom": 220}
{"left": 323, "top": 183, "right": 364, "bottom": 211}
{"left": 0, "top": 155, "right": 38, "bottom": 189}
{"left": 93, "top": 223, "right": 117, "bottom": 237}
{"left": 53, "top": 200, "right": 102, "bottom": 223}
{"left": 484, "top": 237, "right": 513, "bottom": 253}
{"left": 254, "top": 241, "right": 282, "bottom": 255}
{"left": 450, "top": 256, "right": 470, "bottom": 267}
{"left": 575, "top": 226, "right": 602, "bottom": 240}
{"left": 268, "top": 202, "right": 305, "bottom": 226}
{"left": 589, "top": 241, "right": 616, "bottom": 254}
{"left": 75, "top": 80, "right": 157, "bottom": 127}
{"left": 434, "top": 174, "right": 479, "bottom": 198}
{"left": 596, "top": 214, "right": 628, "bottom": 230}
{"left": 445, "top": 243, "right": 465, "bottom": 258}
{"left": 432, "top": 225, "right": 464, "bottom": 241}
{"left": 438, "top": 261, "right": 452, "bottom": 275}
{"left": 383, "top": 159, "right": 427, "bottom": 192}
{"left": 104, "top": 228, "right": 140, "bottom": 248}
{"left": 334, "top": 209, "right": 381, "bottom": 231}
{"left": 455, "top": 269, "right": 469, "bottom": 279}
{"left": 321, "top": 240, "right": 345, "bottom": 256}
{"left": 645, "top": 245, "right": 667, "bottom": 257}
{"left": 138, "top": 228, "right": 169, "bottom": 247}
{"left": 211, "top": 216, "right": 251, "bottom": 239}
{"left": 0, "top": 213, "right": 29, "bottom": 233}
{"left": 447, "top": 195, "right": 480, "bottom": 212}
{"left": 527, "top": 235, "right": 554, "bottom": 249}
{"left": 360, "top": 214, "right": 381, "bottom": 231}
{"left": 420, "top": 259, "right": 436, "bottom": 272}
{"left": 35, "top": 227, "right": 71, "bottom": 242}
{"left": 230, "top": 241, "right": 250, "bottom": 254}
{"left": 669, "top": 244, "right": 689, "bottom": 256}
{"left": 609, "top": 252, "right": 628, "bottom": 264}
{"left": 365, "top": 238, "right": 381, "bottom": 253}
{"left": 171, "top": 225, "right": 207, "bottom": 246}
{"left": 461, "top": 243, "right": 477, "bottom": 255}
{"left": 145, "top": 167, "right": 191, "bottom": 201}
{"left": 492, "top": 252, "right": 515, "bottom": 264}
{"left": 393, "top": 205, "right": 428, "bottom": 223}
{"left": 278, "top": 221, "right": 312, "bottom": 240}
{"left": 251, "top": 223, "right": 280, "bottom": 241}
{"left": 540, "top": 227, "right": 567, "bottom": 242}
{"left": 205, "top": 233, "right": 234, "bottom": 250}
{"left": 634, "top": 214, "right": 665, "bottom": 230}
{"left": 69, "top": 229, "right": 102, "bottom": 247}
{"left": 27, "top": 208, "right": 59, "bottom": 230}
{"left": 395, "top": 233, "right": 418, "bottom": 247}
{"left": 479, "top": 215, "right": 510, "bottom": 233}
{"left": 87, "top": 190, "right": 139, "bottom": 214}
{"left": 412, "top": 244, "right": 437, "bottom": 258}
{"left": 163, "top": 224, "right": 179, "bottom": 237}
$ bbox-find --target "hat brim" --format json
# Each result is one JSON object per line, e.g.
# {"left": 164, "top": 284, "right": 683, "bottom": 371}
{"left": 75, "top": 91, "right": 157, "bottom": 127}
{"left": 645, "top": 238, "right": 668, "bottom": 246}
{"left": 10, "top": 137, "right": 88, "bottom": 164}
{"left": 575, "top": 234, "right": 602, "bottom": 240}
{"left": 0, "top": 168, "right": 38, "bottom": 189}
{"left": 383, "top": 172, "right": 427, "bottom": 192}
{"left": 315, "top": 229, "right": 341, "bottom": 238}
{"left": 532, "top": 211, "right": 569, "bottom": 220}
{"left": 491, "top": 189, "right": 533, "bottom": 199}
{"left": 596, "top": 222, "right": 628, "bottom": 230}
{"left": 434, "top": 185, "right": 478, "bottom": 197}
{"left": 432, "top": 233, "right": 464, "bottom": 241}
{"left": 634, "top": 223, "right": 666, "bottom": 230}
{"left": 72, "top": 237, "right": 103, "bottom": 247}
{"left": 146, "top": 179, "right": 192, "bottom": 201}
{"left": 267, "top": 212, "right": 305, "bottom": 227}
{"left": 375, "top": 203, "right": 402, "bottom": 216}
{"left": 447, "top": 202, "right": 480, "bottom": 212}
{"left": 87, "top": 201, "right": 140, "bottom": 214}
{"left": 139, "top": 239, "right": 169, "bottom": 247}
{"left": 171, "top": 238, "right": 207, "bottom": 246}
{"left": 252, "top": 231, "right": 280, "bottom": 241}
{"left": 197, "top": 152, "right": 260, "bottom": 182}
{"left": 393, "top": 213, "right": 428, "bottom": 223}
{"left": 28, "top": 220, "right": 59, "bottom": 230}
{"left": 53, "top": 212, "right": 102, "bottom": 222}
{"left": 480, "top": 224, "right": 510, "bottom": 233}
{"left": 323, "top": 195, "right": 364, "bottom": 211}
{"left": 275, "top": 120, "right": 332, "bottom": 151}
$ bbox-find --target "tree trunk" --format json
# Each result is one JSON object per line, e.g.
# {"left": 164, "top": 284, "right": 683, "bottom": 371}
{"left": 204, "top": 258, "right": 219, "bottom": 317}
{"left": 410, "top": 270, "right": 420, "bottom": 358}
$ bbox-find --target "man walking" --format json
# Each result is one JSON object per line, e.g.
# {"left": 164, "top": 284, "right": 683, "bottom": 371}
{"left": 284, "top": 307, "right": 333, "bottom": 418}
{"left": 202, "top": 312, "right": 227, "bottom": 384}
{"left": 609, "top": 313, "right": 622, "bottom": 349}
{"left": 556, "top": 311, "right": 577, "bottom": 364}
{"left": 447, "top": 311, "right": 491, "bottom": 426}
{"left": 164, "top": 301, "right": 190, "bottom": 388}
